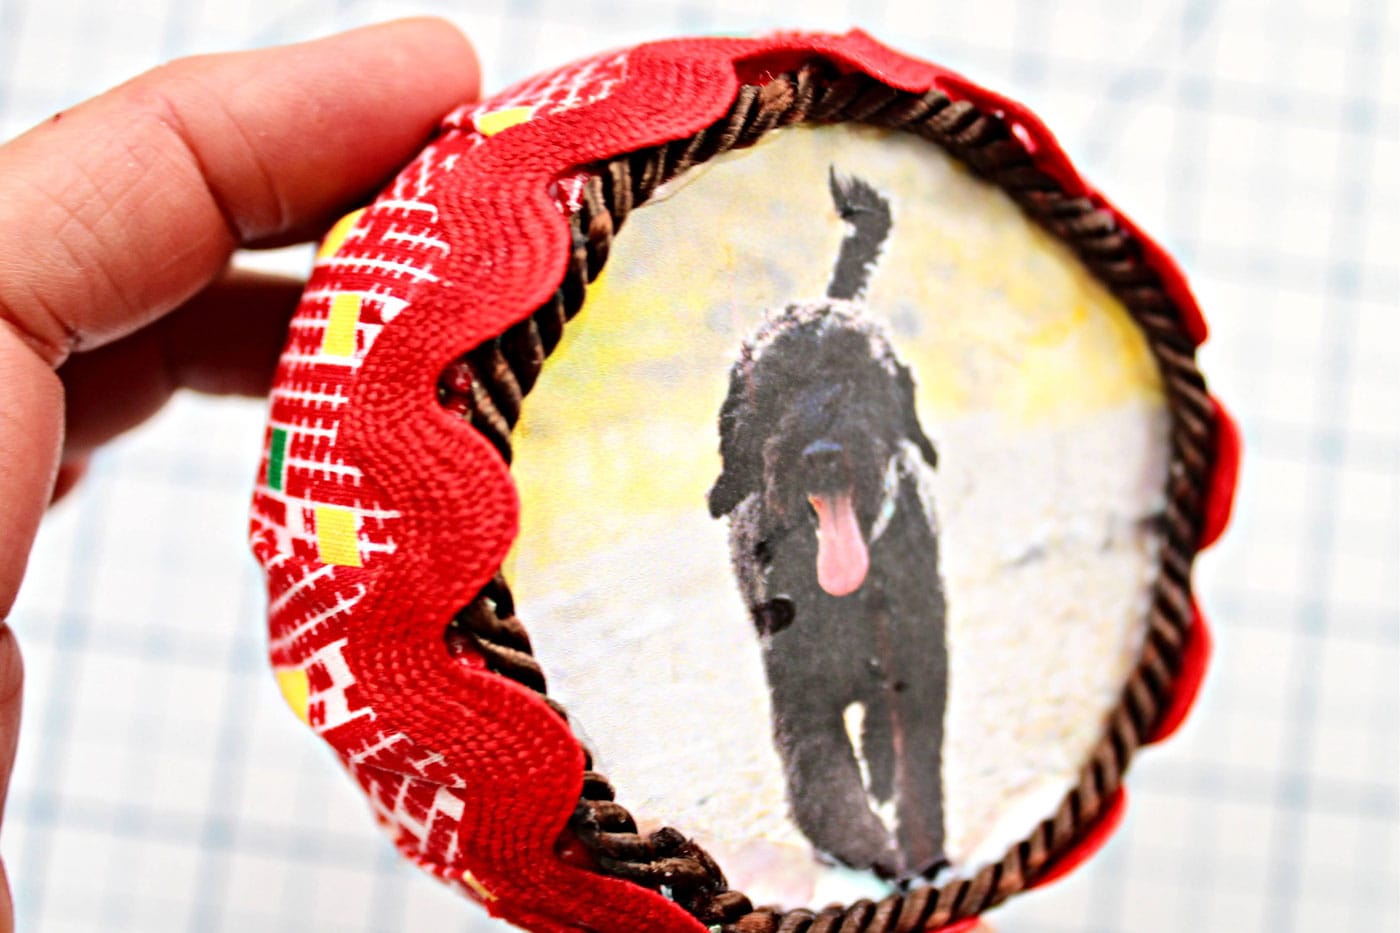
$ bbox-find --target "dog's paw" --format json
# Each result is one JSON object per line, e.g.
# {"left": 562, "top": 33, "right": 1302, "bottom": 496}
{"left": 906, "top": 854, "right": 951, "bottom": 886}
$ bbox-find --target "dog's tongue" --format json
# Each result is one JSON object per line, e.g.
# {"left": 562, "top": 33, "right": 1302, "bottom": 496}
{"left": 811, "top": 492, "right": 869, "bottom": 597}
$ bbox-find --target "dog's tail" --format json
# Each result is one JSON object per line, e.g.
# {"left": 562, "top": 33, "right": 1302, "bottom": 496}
{"left": 827, "top": 167, "right": 893, "bottom": 301}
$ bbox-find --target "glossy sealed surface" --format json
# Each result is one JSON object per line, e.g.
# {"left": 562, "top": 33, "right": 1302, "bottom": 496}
{"left": 509, "top": 123, "right": 1169, "bottom": 909}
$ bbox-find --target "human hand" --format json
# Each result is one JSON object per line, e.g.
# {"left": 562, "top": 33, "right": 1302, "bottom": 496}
{"left": 0, "top": 19, "right": 479, "bottom": 928}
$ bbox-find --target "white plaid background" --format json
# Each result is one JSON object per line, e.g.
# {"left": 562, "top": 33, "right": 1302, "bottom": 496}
{"left": 2, "top": 0, "right": 1395, "bottom": 930}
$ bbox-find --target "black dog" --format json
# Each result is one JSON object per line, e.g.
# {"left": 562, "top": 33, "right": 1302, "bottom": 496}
{"left": 708, "top": 170, "right": 948, "bottom": 880}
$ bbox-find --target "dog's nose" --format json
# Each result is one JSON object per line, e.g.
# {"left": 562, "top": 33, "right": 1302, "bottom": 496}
{"left": 802, "top": 439, "right": 843, "bottom": 465}
{"left": 800, "top": 439, "right": 840, "bottom": 490}
{"left": 802, "top": 439, "right": 845, "bottom": 484}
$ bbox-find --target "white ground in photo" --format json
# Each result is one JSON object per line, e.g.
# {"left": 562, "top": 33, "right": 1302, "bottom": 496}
{"left": 517, "top": 399, "right": 1168, "bottom": 909}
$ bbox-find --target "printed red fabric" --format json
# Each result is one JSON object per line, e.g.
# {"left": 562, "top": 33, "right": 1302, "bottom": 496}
{"left": 249, "top": 29, "right": 1237, "bottom": 931}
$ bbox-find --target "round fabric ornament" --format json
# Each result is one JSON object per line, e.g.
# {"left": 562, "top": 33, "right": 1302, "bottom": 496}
{"left": 249, "top": 29, "right": 1240, "bottom": 933}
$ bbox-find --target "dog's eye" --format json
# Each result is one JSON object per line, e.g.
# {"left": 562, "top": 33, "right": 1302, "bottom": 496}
{"left": 754, "top": 538, "right": 773, "bottom": 564}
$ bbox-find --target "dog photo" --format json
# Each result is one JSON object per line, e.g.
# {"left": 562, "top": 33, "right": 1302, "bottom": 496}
{"left": 708, "top": 169, "right": 948, "bottom": 881}
{"left": 506, "top": 124, "right": 1171, "bottom": 909}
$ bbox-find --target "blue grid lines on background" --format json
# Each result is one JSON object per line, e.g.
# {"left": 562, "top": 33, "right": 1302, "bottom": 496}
{"left": 0, "top": 0, "right": 1395, "bottom": 931}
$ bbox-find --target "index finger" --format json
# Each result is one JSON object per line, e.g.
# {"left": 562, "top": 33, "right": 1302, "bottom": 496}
{"left": 0, "top": 18, "right": 477, "bottom": 619}
{"left": 0, "top": 17, "right": 479, "bottom": 367}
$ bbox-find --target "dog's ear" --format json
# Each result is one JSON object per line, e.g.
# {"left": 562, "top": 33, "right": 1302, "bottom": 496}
{"left": 896, "top": 362, "right": 938, "bottom": 469}
{"left": 708, "top": 364, "right": 760, "bottom": 517}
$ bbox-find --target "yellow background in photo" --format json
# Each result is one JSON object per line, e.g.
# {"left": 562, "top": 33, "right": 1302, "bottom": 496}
{"left": 510, "top": 124, "right": 1162, "bottom": 577}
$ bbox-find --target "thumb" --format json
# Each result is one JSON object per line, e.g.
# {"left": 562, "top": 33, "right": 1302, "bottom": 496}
{"left": 0, "top": 622, "right": 23, "bottom": 933}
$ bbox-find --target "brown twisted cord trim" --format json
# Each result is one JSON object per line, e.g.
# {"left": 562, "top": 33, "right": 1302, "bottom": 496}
{"left": 439, "top": 61, "right": 1214, "bottom": 932}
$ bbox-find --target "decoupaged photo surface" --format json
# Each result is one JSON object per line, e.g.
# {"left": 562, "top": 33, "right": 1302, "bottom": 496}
{"left": 508, "top": 124, "right": 1170, "bottom": 909}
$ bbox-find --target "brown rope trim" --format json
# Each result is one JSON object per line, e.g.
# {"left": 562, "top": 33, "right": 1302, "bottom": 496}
{"left": 438, "top": 62, "right": 1214, "bottom": 932}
